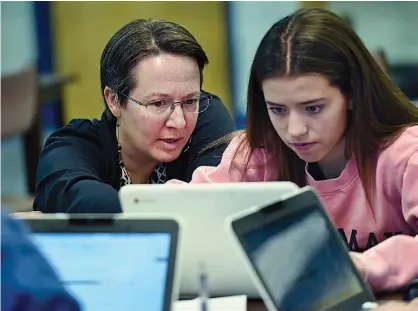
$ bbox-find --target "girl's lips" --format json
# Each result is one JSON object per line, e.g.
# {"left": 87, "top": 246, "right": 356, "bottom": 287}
{"left": 291, "top": 142, "right": 317, "bottom": 152}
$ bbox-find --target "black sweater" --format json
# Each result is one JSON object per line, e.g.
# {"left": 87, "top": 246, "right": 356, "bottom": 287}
{"left": 33, "top": 93, "right": 234, "bottom": 213}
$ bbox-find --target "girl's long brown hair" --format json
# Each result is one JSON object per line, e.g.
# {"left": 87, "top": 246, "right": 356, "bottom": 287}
{"left": 214, "top": 8, "right": 418, "bottom": 207}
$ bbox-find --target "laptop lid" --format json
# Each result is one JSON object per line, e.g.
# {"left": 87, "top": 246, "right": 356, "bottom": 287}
{"left": 228, "top": 187, "right": 375, "bottom": 311}
{"left": 119, "top": 182, "right": 299, "bottom": 298}
{"left": 23, "top": 214, "right": 180, "bottom": 311}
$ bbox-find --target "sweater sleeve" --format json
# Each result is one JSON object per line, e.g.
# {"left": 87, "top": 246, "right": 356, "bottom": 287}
{"left": 34, "top": 122, "right": 121, "bottom": 213}
{"left": 355, "top": 151, "right": 418, "bottom": 292}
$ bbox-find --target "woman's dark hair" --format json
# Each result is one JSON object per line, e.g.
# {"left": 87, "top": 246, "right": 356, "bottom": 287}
{"left": 233, "top": 8, "right": 418, "bottom": 206}
{"left": 100, "top": 19, "right": 209, "bottom": 114}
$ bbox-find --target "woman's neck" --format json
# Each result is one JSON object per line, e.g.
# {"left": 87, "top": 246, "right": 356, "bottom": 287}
{"left": 118, "top": 137, "right": 157, "bottom": 184}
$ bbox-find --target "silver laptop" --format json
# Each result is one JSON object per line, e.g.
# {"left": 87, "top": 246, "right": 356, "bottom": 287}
{"left": 22, "top": 214, "right": 181, "bottom": 311}
{"left": 119, "top": 182, "right": 299, "bottom": 298}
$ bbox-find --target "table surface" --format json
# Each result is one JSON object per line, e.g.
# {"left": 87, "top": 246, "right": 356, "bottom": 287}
{"left": 246, "top": 292, "right": 403, "bottom": 311}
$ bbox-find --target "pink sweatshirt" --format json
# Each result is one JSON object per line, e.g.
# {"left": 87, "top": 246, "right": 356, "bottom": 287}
{"left": 171, "top": 126, "right": 418, "bottom": 292}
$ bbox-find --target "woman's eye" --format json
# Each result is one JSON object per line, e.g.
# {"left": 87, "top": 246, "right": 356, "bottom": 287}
{"left": 151, "top": 100, "right": 169, "bottom": 108}
{"left": 183, "top": 98, "right": 198, "bottom": 106}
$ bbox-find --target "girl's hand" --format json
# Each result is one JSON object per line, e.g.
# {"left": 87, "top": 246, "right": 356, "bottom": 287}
{"left": 372, "top": 299, "right": 418, "bottom": 311}
{"left": 350, "top": 251, "right": 367, "bottom": 277}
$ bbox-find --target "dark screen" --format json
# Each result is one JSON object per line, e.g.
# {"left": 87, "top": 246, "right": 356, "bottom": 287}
{"left": 241, "top": 205, "right": 363, "bottom": 311}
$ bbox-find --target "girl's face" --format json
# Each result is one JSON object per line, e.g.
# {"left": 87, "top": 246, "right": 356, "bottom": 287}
{"left": 262, "top": 74, "right": 350, "bottom": 168}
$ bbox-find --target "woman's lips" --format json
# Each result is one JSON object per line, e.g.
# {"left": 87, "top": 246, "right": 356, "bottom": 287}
{"left": 159, "top": 138, "right": 183, "bottom": 150}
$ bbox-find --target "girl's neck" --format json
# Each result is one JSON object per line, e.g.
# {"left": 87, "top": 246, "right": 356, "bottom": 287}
{"left": 317, "top": 138, "right": 348, "bottom": 179}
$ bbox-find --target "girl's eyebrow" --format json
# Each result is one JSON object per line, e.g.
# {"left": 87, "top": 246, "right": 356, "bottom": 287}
{"left": 266, "top": 97, "right": 325, "bottom": 106}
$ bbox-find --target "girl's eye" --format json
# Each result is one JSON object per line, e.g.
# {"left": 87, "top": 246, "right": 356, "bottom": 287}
{"left": 270, "top": 106, "right": 287, "bottom": 115}
{"left": 306, "top": 105, "right": 322, "bottom": 114}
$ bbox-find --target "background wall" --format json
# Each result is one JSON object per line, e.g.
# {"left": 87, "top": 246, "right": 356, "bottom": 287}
{"left": 1, "top": 2, "right": 37, "bottom": 77}
{"left": 329, "top": 1, "right": 418, "bottom": 64}
{"left": 51, "top": 1, "right": 233, "bottom": 122}
{"left": 227, "top": 1, "right": 300, "bottom": 129}
{"left": 1, "top": 2, "right": 37, "bottom": 196}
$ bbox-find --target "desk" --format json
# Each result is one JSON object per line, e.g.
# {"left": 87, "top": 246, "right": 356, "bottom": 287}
{"left": 24, "top": 73, "right": 76, "bottom": 195}
{"left": 246, "top": 300, "right": 267, "bottom": 311}
{"left": 246, "top": 292, "right": 403, "bottom": 311}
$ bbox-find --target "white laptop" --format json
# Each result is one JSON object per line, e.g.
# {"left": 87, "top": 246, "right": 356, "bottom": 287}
{"left": 21, "top": 213, "right": 181, "bottom": 311}
{"left": 119, "top": 182, "right": 299, "bottom": 298}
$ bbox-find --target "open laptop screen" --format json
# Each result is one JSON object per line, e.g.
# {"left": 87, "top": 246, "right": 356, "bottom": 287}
{"left": 32, "top": 232, "right": 171, "bottom": 311}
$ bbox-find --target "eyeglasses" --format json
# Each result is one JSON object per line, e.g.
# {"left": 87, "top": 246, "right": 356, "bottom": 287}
{"left": 120, "top": 92, "right": 212, "bottom": 115}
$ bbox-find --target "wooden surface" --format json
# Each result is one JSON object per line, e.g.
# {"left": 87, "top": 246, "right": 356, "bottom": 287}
{"left": 1, "top": 195, "right": 35, "bottom": 213}
{"left": 247, "top": 299, "right": 267, "bottom": 311}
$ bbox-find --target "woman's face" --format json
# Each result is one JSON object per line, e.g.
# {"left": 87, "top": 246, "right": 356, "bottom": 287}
{"left": 262, "top": 74, "right": 349, "bottom": 167}
{"left": 113, "top": 54, "right": 200, "bottom": 163}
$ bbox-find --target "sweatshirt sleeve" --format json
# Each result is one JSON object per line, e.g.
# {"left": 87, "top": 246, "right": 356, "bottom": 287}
{"left": 355, "top": 151, "right": 418, "bottom": 292}
{"left": 168, "top": 135, "right": 268, "bottom": 184}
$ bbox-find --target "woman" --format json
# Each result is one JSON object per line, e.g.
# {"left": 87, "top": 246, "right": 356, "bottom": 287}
{"left": 172, "top": 8, "right": 418, "bottom": 293}
{"left": 34, "top": 19, "right": 234, "bottom": 213}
